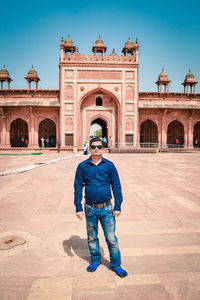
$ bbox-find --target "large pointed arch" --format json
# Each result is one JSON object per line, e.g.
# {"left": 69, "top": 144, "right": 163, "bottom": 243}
{"left": 193, "top": 121, "right": 200, "bottom": 148}
{"left": 80, "top": 87, "right": 120, "bottom": 108}
{"left": 167, "top": 120, "right": 184, "bottom": 147}
{"left": 38, "top": 118, "right": 56, "bottom": 147}
{"left": 140, "top": 119, "right": 158, "bottom": 146}
{"left": 10, "top": 118, "right": 28, "bottom": 147}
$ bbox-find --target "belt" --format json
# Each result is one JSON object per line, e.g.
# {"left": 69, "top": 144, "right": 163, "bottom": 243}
{"left": 85, "top": 199, "right": 111, "bottom": 208}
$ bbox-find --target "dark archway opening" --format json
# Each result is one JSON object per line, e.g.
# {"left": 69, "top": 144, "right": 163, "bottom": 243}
{"left": 167, "top": 120, "right": 184, "bottom": 147}
{"left": 140, "top": 119, "right": 158, "bottom": 147}
{"left": 96, "top": 97, "right": 103, "bottom": 106}
{"left": 194, "top": 121, "right": 200, "bottom": 148}
{"left": 38, "top": 118, "right": 56, "bottom": 147}
{"left": 90, "top": 118, "right": 107, "bottom": 147}
{"left": 10, "top": 118, "right": 28, "bottom": 147}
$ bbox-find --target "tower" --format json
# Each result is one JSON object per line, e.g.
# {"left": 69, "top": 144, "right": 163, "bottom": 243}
{"left": 156, "top": 68, "right": 171, "bottom": 93}
{"left": 122, "top": 37, "right": 139, "bottom": 62}
{"left": 25, "top": 66, "right": 40, "bottom": 89}
{"left": 60, "top": 35, "right": 76, "bottom": 62}
{"left": 92, "top": 36, "right": 107, "bottom": 55}
{"left": 182, "top": 69, "right": 198, "bottom": 94}
{"left": 0, "top": 65, "right": 12, "bottom": 89}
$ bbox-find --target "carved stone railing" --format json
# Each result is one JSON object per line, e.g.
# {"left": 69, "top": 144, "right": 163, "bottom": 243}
{"left": 63, "top": 53, "right": 136, "bottom": 63}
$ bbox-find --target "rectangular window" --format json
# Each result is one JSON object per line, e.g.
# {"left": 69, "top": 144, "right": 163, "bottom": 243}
{"left": 125, "top": 134, "right": 133, "bottom": 145}
{"left": 65, "top": 134, "right": 73, "bottom": 146}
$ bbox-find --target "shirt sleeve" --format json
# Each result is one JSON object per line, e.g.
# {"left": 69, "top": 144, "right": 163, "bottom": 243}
{"left": 109, "top": 163, "right": 123, "bottom": 211}
{"left": 74, "top": 164, "right": 84, "bottom": 212}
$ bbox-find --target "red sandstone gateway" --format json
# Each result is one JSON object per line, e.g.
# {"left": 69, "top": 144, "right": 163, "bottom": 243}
{"left": 0, "top": 36, "right": 200, "bottom": 150}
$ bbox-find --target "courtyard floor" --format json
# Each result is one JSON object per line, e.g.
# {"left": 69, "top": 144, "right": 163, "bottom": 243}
{"left": 0, "top": 151, "right": 200, "bottom": 300}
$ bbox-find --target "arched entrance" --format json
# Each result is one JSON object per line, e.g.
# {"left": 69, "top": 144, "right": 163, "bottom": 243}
{"left": 38, "top": 118, "right": 56, "bottom": 147}
{"left": 80, "top": 88, "right": 119, "bottom": 148}
{"left": 90, "top": 118, "right": 108, "bottom": 147}
{"left": 167, "top": 120, "right": 184, "bottom": 147}
{"left": 193, "top": 121, "right": 200, "bottom": 148}
{"left": 10, "top": 118, "right": 28, "bottom": 147}
{"left": 140, "top": 119, "right": 158, "bottom": 147}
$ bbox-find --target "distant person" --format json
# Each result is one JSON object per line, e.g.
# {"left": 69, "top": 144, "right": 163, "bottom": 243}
{"left": 84, "top": 140, "right": 89, "bottom": 155}
{"left": 74, "top": 137, "right": 128, "bottom": 278}
{"left": 108, "top": 136, "right": 112, "bottom": 148}
{"left": 102, "top": 136, "right": 107, "bottom": 147}
{"left": 46, "top": 137, "right": 49, "bottom": 147}
{"left": 21, "top": 136, "right": 25, "bottom": 147}
{"left": 41, "top": 137, "right": 45, "bottom": 148}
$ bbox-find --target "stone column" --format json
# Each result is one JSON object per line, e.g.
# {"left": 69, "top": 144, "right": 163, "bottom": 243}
{"left": 188, "top": 116, "right": 194, "bottom": 149}
{"left": 161, "top": 109, "right": 167, "bottom": 148}
{"left": 30, "top": 113, "right": 35, "bottom": 147}
{"left": 34, "top": 114, "right": 38, "bottom": 148}
{"left": 158, "top": 116, "right": 162, "bottom": 147}
{"left": 1, "top": 116, "right": 6, "bottom": 146}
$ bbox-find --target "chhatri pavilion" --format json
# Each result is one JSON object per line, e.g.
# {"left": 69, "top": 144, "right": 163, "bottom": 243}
{"left": 0, "top": 35, "right": 200, "bottom": 150}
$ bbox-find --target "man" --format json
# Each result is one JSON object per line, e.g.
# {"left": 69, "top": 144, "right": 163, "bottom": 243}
{"left": 74, "top": 137, "right": 127, "bottom": 278}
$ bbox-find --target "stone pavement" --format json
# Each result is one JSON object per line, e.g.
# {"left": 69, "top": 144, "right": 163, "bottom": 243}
{"left": 0, "top": 152, "right": 200, "bottom": 300}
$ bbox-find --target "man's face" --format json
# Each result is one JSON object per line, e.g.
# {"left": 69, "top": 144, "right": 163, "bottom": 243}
{"left": 89, "top": 141, "right": 103, "bottom": 156}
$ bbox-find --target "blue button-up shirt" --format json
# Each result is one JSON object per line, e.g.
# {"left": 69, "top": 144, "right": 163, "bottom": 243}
{"left": 74, "top": 156, "right": 123, "bottom": 212}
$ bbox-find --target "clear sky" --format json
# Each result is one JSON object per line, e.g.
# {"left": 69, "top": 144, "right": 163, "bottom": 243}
{"left": 1, "top": 0, "right": 200, "bottom": 92}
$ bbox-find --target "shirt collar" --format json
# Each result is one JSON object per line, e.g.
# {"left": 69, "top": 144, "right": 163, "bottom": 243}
{"left": 86, "top": 156, "right": 106, "bottom": 165}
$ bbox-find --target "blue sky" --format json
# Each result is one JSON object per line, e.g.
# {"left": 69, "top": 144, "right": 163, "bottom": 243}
{"left": 1, "top": 0, "right": 200, "bottom": 92}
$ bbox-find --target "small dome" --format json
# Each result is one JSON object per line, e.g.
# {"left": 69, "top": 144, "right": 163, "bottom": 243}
{"left": 110, "top": 48, "right": 117, "bottom": 56}
{"left": 65, "top": 35, "right": 73, "bottom": 44}
{"left": 95, "top": 35, "right": 104, "bottom": 45}
{"left": 125, "top": 37, "right": 134, "bottom": 46}
{"left": 0, "top": 65, "right": 9, "bottom": 75}
{"left": 28, "top": 65, "right": 37, "bottom": 75}
{"left": 158, "top": 68, "right": 168, "bottom": 80}
{"left": 185, "top": 69, "right": 195, "bottom": 80}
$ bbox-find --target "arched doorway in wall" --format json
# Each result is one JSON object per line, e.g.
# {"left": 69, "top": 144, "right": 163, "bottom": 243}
{"left": 10, "top": 118, "right": 28, "bottom": 147}
{"left": 90, "top": 118, "right": 108, "bottom": 147}
{"left": 193, "top": 121, "right": 200, "bottom": 148}
{"left": 38, "top": 118, "right": 56, "bottom": 147}
{"left": 167, "top": 120, "right": 184, "bottom": 147}
{"left": 140, "top": 119, "right": 158, "bottom": 147}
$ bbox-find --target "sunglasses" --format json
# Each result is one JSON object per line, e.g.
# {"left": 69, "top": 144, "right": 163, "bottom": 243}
{"left": 90, "top": 145, "right": 103, "bottom": 149}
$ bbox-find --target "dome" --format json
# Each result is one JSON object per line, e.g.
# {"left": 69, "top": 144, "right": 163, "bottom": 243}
{"left": 95, "top": 35, "right": 104, "bottom": 45}
{"left": 28, "top": 65, "right": 37, "bottom": 75}
{"left": 110, "top": 48, "right": 117, "bottom": 56}
{"left": 65, "top": 35, "right": 73, "bottom": 44}
{"left": 0, "top": 65, "right": 9, "bottom": 75}
{"left": 125, "top": 37, "right": 134, "bottom": 46}
{"left": 185, "top": 69, "right": 195, "bottom": 81}
{"left": 158, "top": 68, "right": 168, "bottom": 80}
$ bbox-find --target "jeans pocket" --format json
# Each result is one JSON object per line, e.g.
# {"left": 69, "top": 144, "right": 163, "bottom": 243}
{"left": 84, "top": 204, "right": 94, "bottom": 217}
{"left": 105, "top": 203, "right": 113, "bottom": 213}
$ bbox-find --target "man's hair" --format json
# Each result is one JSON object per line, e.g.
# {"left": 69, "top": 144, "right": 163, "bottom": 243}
{"left": 89, "top": 137, "right": 103, "bottom": 147}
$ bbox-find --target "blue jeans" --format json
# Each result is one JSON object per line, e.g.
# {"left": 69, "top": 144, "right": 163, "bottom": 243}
{"left": 84, "top": 202, "right": 121, "bottom": 269}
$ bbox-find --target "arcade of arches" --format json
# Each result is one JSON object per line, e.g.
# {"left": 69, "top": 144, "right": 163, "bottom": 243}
{"left": 7, "top": 117, "right": 57, "bottom": 148}
{"left": 139, "top": 118, "right": 200, "bottom": 148}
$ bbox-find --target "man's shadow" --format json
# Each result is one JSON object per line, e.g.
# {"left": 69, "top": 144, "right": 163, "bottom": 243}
{"left": 63, "top": 235, "right": 110, "bottom": 269}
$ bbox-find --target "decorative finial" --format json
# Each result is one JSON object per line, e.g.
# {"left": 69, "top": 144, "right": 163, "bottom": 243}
{"left": 3, "top": 65, "right": 5, "bottom": 69}
{"left": 99, "top": 35, "right": 101, "bottom": 39}
{"left": 68, "top": 34, "right": 70, "bottom": 38}
{"left": 162, "top": 67, "right": 164, "bottom": 72}
{"left": 76, "top": 47, "right": 79, "bottom": 53}
{"left": 112, "top": 48, "right": 115, "bottom": 53}
{"left": 136, "top": 38, "right": 138, "bottom": 44}
{"left": 129, "top": 36, "right": 130, "bottom": 40}
{"left": 189, "top": 69, "right": 191, "bottom": 73}
{"left": 61, "top": 36, "right": 63, "bottom": 42}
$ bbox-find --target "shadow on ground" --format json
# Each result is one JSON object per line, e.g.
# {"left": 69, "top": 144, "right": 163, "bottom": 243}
{"left": 63, "top": 235, "right": 110, "bottom": 268}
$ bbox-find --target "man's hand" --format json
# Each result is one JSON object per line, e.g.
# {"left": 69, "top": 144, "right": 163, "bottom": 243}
{"left": 76, "top": 211, "right": 84, "bottom": 220}
{"left": 113, "top": 211, "right": 121, "bottom": 217}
